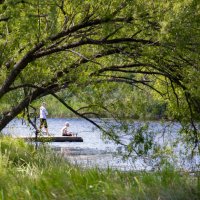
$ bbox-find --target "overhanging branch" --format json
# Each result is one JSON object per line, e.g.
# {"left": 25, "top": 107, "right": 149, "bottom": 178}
{"left": 51, "top": 93, "right": 125, "bottom": 145}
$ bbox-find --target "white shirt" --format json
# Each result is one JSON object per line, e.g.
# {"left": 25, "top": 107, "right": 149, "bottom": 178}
{"left": 40, "top": 106, "right": 48, "bottom": 119}
{"left": 61, "top": 126, "right": 68, "bottom": 134}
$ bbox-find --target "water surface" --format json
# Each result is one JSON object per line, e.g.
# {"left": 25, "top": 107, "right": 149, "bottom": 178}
{"left": 2, "top": 118, "right": 199, "bottom": 171}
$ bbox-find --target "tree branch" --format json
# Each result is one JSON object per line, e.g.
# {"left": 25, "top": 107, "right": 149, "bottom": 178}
{"left": 95, "top": 75, "right": 164, "bottom": 96}
{"left": 0, "top": 42, "right": 44, "bottom": 99}
{"left": 51, "top": 93, "right": 125, "bottom": 145}
{"left": 49, "top": 16, "right": 133, "bottom": 41}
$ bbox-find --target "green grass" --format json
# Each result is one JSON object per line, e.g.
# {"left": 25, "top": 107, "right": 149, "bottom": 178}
{"left": 0, "top": 136, "right": 199, "bottom": 200}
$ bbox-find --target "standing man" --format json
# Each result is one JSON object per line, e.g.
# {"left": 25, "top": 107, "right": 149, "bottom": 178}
{"left": 39, "top": 102, "right": 49, "bottom": 135}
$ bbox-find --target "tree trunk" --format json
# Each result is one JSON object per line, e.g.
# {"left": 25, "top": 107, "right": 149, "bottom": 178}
{"left": 0, "top": 88, "right": 48, "bottom": 132}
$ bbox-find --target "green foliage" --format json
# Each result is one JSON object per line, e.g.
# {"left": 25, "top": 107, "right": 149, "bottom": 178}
{"left": 0, "top": 0, "right": 198, "bottom": 120}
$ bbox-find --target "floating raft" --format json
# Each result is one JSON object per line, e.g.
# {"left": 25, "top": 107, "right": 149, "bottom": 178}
{"left": 19, "top": 136, "right": 83, "bottom": 142}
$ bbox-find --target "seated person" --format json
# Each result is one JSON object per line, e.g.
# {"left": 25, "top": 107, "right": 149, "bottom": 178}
{"left": 61, "top": 122, "right": 73, "bottom": 136}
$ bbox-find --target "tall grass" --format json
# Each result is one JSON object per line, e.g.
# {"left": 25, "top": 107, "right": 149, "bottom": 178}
{"left": 0, "top": 136, "right": 199, "bottom": 200}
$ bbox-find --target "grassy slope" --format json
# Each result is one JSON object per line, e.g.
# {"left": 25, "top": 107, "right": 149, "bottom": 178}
{"left": 0, "top": 136, "right": 199, "bottom": 200}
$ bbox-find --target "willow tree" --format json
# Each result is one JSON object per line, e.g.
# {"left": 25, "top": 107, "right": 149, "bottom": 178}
{"left": 0, "top": 0, "right": 200, "bottom": 154}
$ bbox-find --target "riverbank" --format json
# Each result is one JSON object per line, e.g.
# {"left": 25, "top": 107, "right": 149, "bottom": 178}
{"left": 0, "top": 136, "right": 199, "bottom": 200}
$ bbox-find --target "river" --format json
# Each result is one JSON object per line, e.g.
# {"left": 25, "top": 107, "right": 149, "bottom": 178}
{"left": 2, "top": 118, "right": 200, "bottom": 171}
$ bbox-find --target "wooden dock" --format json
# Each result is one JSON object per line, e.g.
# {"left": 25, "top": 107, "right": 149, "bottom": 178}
{"left": 19, "top": 136, "right": 83, "bottom": 142}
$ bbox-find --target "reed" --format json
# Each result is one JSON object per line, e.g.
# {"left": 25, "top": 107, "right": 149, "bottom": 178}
{"left": 0, "top": 136, "right": 199, "bottom": 200}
